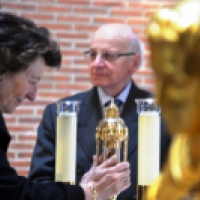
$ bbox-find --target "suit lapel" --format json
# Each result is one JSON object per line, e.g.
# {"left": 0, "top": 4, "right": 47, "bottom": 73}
{"left": 77, "top": 88, "right": 102, "bottom": 161}
{"left": 121, "top": 85, "right": 138, "bottom": 159}
{"left": 121, "top": 81, "right": 152, "bottom": 159}
{"left": 119, "top": 82, "right": 151, "bottom": 199}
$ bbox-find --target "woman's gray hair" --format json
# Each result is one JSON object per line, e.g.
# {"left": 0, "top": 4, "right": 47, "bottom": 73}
{"left": 0, "top": 12, "right": 61, "bottom": 75}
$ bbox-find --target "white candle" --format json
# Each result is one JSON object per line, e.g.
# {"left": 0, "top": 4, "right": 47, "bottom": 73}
{"left": 55, "top": 112, "right": 77, "bottom": 184}
{"left": 138, "top": 111, "right": 160, "bottom": 185}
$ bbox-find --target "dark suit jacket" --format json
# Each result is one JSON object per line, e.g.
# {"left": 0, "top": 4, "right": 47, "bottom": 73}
{"left": 0, "top": 113, "right": 84, "bottom": 200}
{"left": 29, "top": 82, "right": 171, "bottom": 200}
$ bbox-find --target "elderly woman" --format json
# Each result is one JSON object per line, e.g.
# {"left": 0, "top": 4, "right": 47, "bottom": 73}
{"left": 0, "top": 12, "right": 130, "bottom": 200}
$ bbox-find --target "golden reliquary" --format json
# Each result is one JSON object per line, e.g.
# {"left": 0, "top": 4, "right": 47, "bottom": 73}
{"left": 95, "top": 99, "right": 129, "bottom": 200}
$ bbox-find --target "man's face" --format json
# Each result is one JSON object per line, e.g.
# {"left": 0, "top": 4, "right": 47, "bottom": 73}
{"left": 151, "top": 42, "right": 200, "bottom": 134}
{"left": 88, "top": 28, "right": 138, "bottom": 97}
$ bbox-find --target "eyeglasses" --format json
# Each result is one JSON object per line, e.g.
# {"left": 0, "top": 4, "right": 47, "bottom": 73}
{"left": 83, "top": 50, "right": 136, "bottom": 62}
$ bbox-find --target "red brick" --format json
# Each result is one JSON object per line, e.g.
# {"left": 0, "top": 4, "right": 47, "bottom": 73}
{"left": 38, "top": 5, "right": 71, "bottom": 13}
{"left": 4, "top": 117, "right": 16, "bottom": 123}
{"left": 21, "top": 0, "right": 55, "bottom": 2}
{"left": 60, "top": 68, "right": 89, "bottom": 74}
{"left": 18, "top": 135, "right": 37, "bottom": 141}
{"left": 136, "top": 70, "right": 153, "bottom": 76}
{"left": 94, "top": 1, "right": 123, "bottom": 7}
{"left": 111, "top": 9, "right": 144, "bottom": 16}
{"left": 43, "top": 74, "right": 71, "bottom": 82}
{"left": 127, "top": 18, "right": 149, "bottom": 26}
{"left": 133, "top": 77, "right": 142, "bottom": 85}
{"left": 10, "top": 161, "right": 31, "bottom": 168}
{"left": 38, "top": 92, "right": 71, "bottom": 99}
{"left": 127, "top": 2, "right": 143, "bottom": 10}
{"left": 75, "top": 76, "right": 90, "bottom": 82}
{"left": 57, "top": 15, "right": 89, "bottom": 23}
{"left": 58, "top": 0, "right": 90, "bottom": 5}
{"left": 7, "top": 152, "right": 15, "bottom": 158}
{"left": 22, "top": 100, "right": 51, "bottom": 106}
{"left": 38, "top": 23, "right": 72, "bottom": 31}
{"left": 18, "top": 170, "right": 29, "bottom": 176}
{"left": 18, "top": 152, "right": 33, "bottom": 158}
{"left": 22, "top": 13, "right": 54, "bottom": 21}
{"left": 56, "top": 83, "right": 90, "bottom": 90}
{"left": 58, "top": 41, "right": 72, "bottom": 48}
{"left": 74, "top": 59, "right": 89, "bottom": 65}
{"left": 19, "top": 118, "right": 41, "bottom": 124}
{"left": 75, "top": 25, "right": 99, "bottom": 32}
{"left": 61, "top": 50, "right": 83, "bottom": 56}
{"left": 94, "top": 17, "right": 124, "bottom": 24}
{"left": 61, "top": 58, "right": 71, "bottom": 65}
{"left": 75, "top": 42, "right": 90, "bottom": 49}
{"left": 14, "top": 109, "right": 34, "bottom": 115}
{"left": 145, "top": 78, "right": 156, "bottom": 84}
{"left": 8, "top": 126, "right": 34, "bottom": 132}
{"left": 57, "top": 32, "right": 89, "bottom": 40}
{"left": 74, "top": 7, "right": 105, "bottom": 15}
{"left": 39, "top": 83, "right": 53, "bottom": 89}
{"left": 9, "top": 143, "right": 34, "bottom": 150}
{"left": 37, "top": 108, "right": 46, "bottom": 116}
{"left": 1, "top": 3, "right": 36, "bottom": 10}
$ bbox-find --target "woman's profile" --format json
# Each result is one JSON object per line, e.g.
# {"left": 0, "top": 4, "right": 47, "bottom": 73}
{"left": 0, "top": 12, "right": 130, "bottom": 200}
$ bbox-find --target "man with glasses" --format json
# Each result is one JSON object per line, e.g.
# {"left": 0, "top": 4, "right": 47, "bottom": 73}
{"left": 29, "top": 24, "right": 171, "bottom": 200}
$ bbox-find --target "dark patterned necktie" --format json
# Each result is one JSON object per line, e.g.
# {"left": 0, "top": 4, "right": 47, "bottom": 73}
{"left": 104, "top": 99, "right": 123, "bottom": 108}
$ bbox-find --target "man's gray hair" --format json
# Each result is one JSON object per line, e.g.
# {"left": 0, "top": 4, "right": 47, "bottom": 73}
{"left": 128, "top": 34, "right": 144, "bottom": 68}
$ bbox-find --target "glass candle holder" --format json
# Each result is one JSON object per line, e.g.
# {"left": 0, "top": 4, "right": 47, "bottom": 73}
{"left": 135, "top": 98, "right": 160, "bottom": 200}
{"left": 55, "top": 100, "right": 80, "bottom": 185}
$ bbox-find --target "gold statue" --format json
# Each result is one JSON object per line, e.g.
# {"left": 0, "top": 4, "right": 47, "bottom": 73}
{"left": 96, "top": 99, "right": 129, "bottom": 200}
{"left": 146, "top": 0, "right": 200, "bottom": 199}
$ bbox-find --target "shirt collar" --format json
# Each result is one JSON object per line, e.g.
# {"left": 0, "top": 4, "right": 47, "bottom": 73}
{"left": 97, "top": 81, "right": 132, "bottom": 107}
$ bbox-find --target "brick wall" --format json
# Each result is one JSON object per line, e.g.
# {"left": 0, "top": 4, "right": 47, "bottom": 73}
{"left": 1, "top": 0, "right": 179, "bottom": 176}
